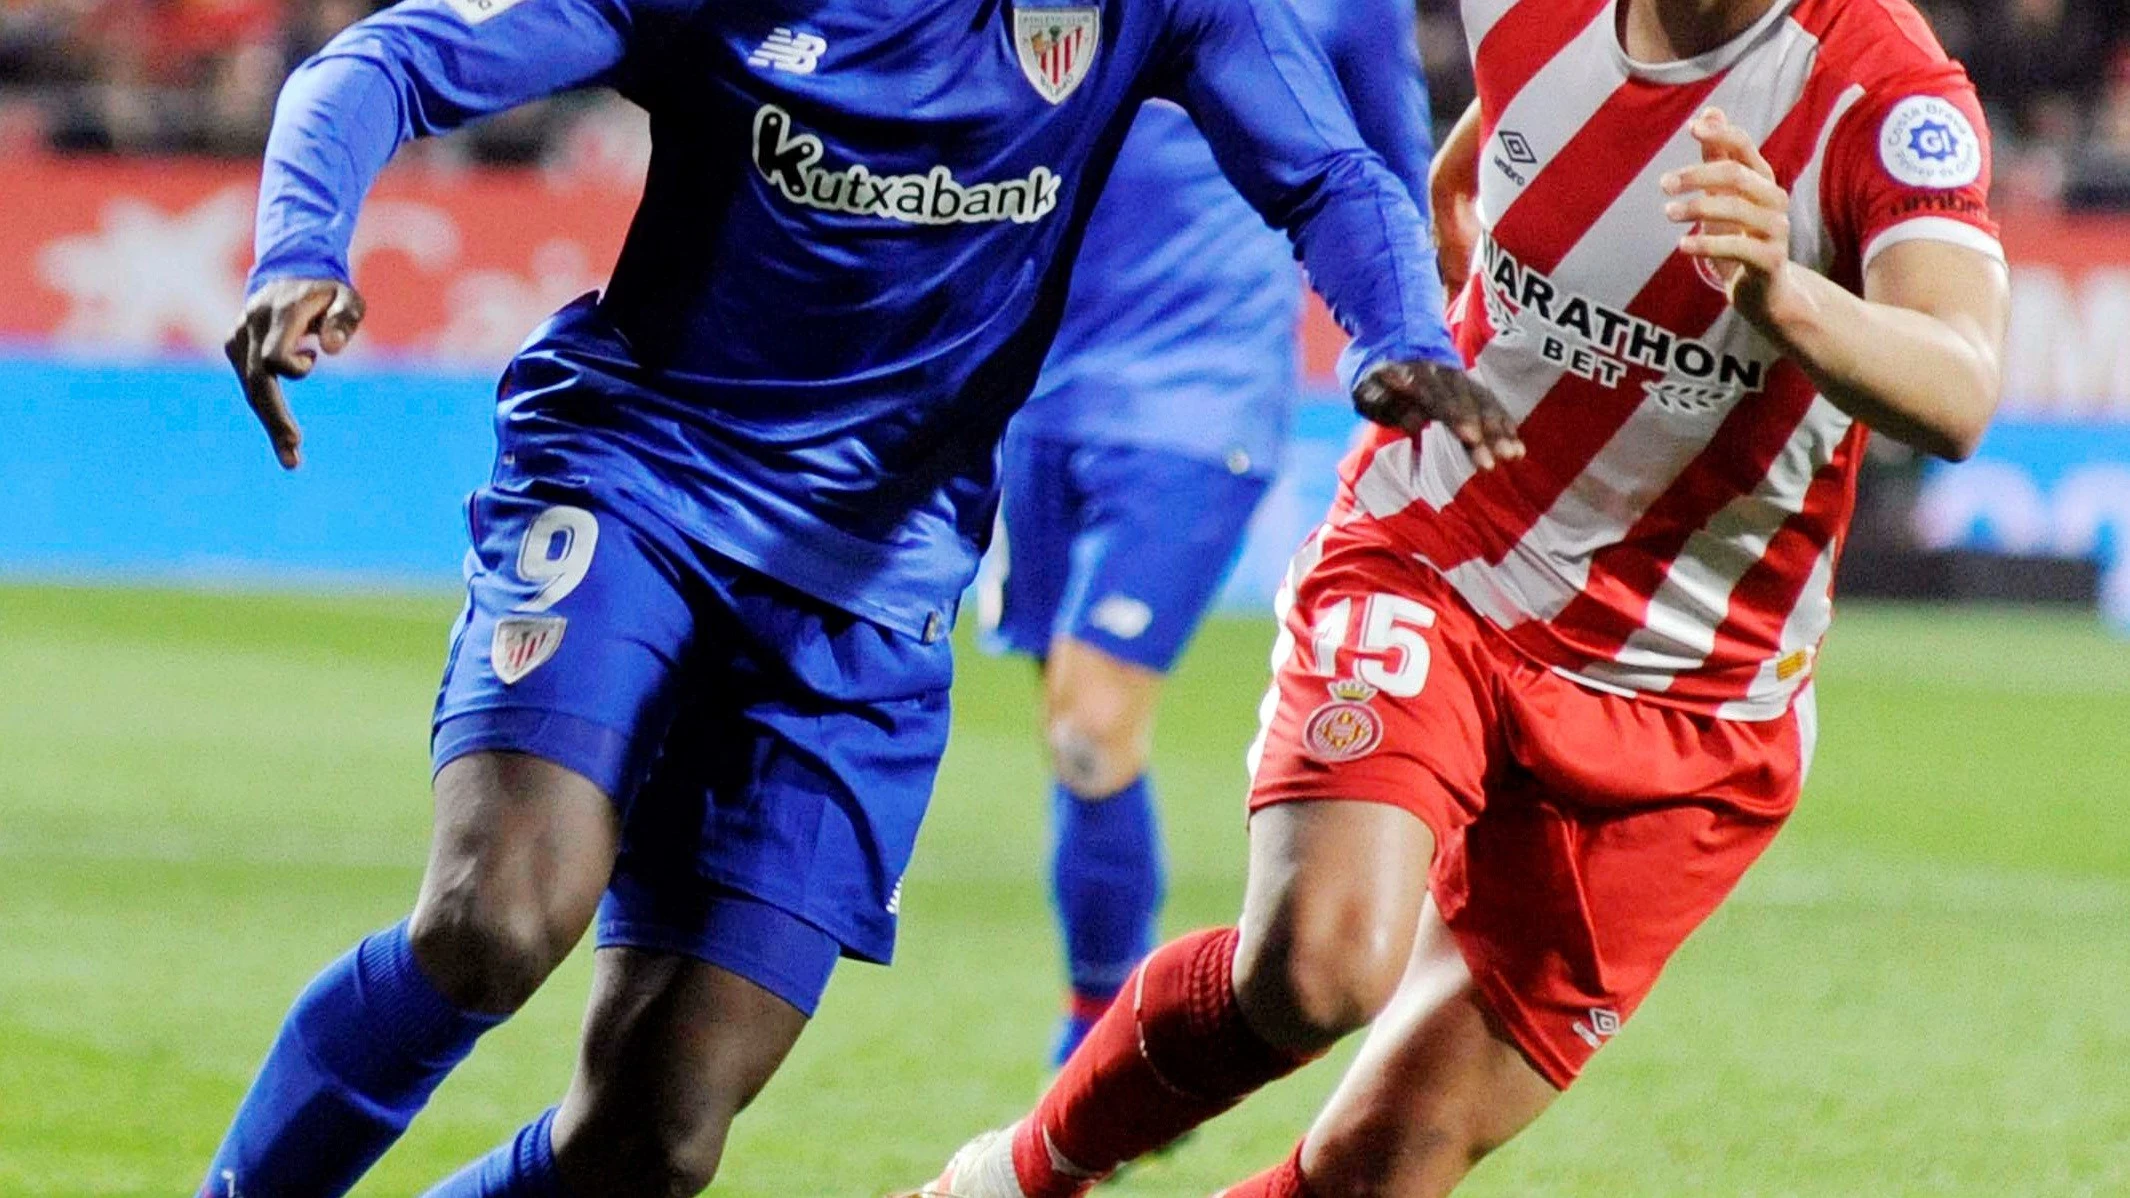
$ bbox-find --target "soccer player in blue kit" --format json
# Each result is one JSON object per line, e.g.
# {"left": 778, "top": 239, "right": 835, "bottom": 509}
{"left": 983, "top": 0, "right": 1436, "bottom": 1068}
{"left": 200, "top": 0, "right": 1523, "bottom": 1190}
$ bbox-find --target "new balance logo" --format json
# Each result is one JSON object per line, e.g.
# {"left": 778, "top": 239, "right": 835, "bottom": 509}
{"left": 749, "top": 27, "right": 827, "bottom": 74}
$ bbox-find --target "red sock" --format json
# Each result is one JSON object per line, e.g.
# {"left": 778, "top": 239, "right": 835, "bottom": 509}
{"left": 1216, "top": 1143, "right": 1316, "bottom": 1198}
{"left": 1012, "top": 928, "right": 1315, "bottom": 1198}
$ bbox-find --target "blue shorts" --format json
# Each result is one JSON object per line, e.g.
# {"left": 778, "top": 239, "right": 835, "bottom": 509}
{"left": 432, "top": 478, "right": 952, "bottom": 1016}
{"left": 980, "top": 432, "right": 1271, "bottom": 672}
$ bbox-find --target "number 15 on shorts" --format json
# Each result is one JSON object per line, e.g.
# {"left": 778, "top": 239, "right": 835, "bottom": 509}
{"left": 1308, "top": 593, "right": 1436, "bottom": 697}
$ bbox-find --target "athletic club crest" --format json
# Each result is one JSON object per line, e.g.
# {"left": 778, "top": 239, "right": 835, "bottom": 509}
{"left": 491, "top": 615, "right": 566, "bottom": 685}
{"left": 1302, "top": 679, "right": 1385, "bottom": 763}
{"left": 1014, "top": 6, "right": 1100, "bottom": 104}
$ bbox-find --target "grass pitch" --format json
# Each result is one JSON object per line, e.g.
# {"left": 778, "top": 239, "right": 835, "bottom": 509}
{"left": 1, "top": 586, "right": 2126, "bottom": 1195}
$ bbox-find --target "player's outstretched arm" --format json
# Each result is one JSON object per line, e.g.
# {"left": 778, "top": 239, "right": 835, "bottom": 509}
{"left": 236, "top": 0, "right": 660, "bottom": 467}
{"left": 1156, "top": 0, "right": 1521, "bottom": 468}
{"left": 1429, "top": 99, "right": 1483, "bottom": 292}
{"left": 1669, "top": 107, "right": 2007, "bottom": 461}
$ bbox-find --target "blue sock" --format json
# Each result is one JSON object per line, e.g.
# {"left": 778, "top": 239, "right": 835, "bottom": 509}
{"left": 199, "top": 921, "right": 504, "bottom": 1198}
{"left": 1049, "top": 774, "right": 1164, "bottom": 1066}
{"left": 424, "top": 1108, "right": 568, "bottom": 1197}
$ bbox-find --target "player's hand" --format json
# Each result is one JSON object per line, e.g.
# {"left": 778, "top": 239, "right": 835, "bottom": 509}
{"left": 1353, "top": 359, "right": 1524, "bottom": 470}
{"left": 1665, "top": 107, "right": 1797, "bottom": 330}
{"left": 225, "top": 278, "right": 366, "bottom": 470}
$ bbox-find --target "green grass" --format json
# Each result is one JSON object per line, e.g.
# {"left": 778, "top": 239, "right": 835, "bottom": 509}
{"left": 1, "top": 587, "right": 2127, "bottom": 1195}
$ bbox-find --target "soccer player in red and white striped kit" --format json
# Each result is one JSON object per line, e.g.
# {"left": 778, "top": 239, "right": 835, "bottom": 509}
{"left": 909, "top": 0, "right": 2009, "bottom": 1194}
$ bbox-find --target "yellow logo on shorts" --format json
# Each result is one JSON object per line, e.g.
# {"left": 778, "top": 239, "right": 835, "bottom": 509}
{"left": 1302, "top": 679, "right": 1385, "bottom": 763}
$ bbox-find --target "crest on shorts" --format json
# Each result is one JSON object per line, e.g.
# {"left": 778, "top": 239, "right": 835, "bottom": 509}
{"left": 1014, "top": 6, "right": 1100, "bottom": 104}
{"left": 1302, "top": 679, "right": 1384, "bottom": 763}
{"left": 491, "top": 615, "right": 566, "bottom": 685}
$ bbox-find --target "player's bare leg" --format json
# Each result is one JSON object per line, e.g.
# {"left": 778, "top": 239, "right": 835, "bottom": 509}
{"left": 1230, "top": 801, "right": 1433, "bottom": 1053}
{"left": 411, "top": 752, "right": 620, "bottom": 1013}
{"left": 1040, "top": 635, "right": 1166, "bottom": 1056}
{"left": 545, "top": 949, "right": 810, "bottom": 1195}
{"left": 908, "top": 798, "right": 1433, "bottom": 1197}
{"left": 200, "top": 751, "right": 618, "bottom": 1195}
{"left": 1221, "top": 904, "right": 1556, "bottom": 1197}
{"left": 1044, "top": 636, "right": 1161, "bottom": 800}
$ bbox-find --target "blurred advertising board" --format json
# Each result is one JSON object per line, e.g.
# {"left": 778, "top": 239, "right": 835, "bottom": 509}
{"left": 1, "top": 155, "right": 2125, "bottom": 619}
{"left": 1917, "top": 215, "right": 2130, "bottom": 625}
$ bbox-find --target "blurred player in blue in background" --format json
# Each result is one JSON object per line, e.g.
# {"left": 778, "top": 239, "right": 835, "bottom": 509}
{"left": 198, "top": 0, "right": 1517, "bottom": 1190}
{"left": 982, "top": 0, "right": 1436, "bottom": 1066}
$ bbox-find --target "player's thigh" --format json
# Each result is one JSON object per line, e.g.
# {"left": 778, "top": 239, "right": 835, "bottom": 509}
{"left": 1299, "top": 902, "right": 1557, "bottom": 1198}
{"left": 551, "top": 941, "right": 818, "bottom": 1190}
{"left": 978, "top": 430, "right": 1078, "bottom": 662}
{"left": 420, "top": 487, "right": 700, "bottom": 962}
{"left": 1234, "top": 800, "right": 1438, "bottom": 1040}
{"left": 1055, "top": 440, "right": 1272, "bottom": 675}
{"left": 1236, "top": 534, "right": 1501, "bottom": 1043}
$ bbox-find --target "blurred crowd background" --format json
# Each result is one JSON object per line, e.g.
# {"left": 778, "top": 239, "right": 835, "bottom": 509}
{"left": 1, "top": 0, "right": 2126, "bottom": 208}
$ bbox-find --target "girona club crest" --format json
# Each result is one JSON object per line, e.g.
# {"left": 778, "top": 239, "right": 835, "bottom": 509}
{"left": 1014, "top": 6, "right": 1100, "bottom": 105}
{"left": 1302, "top": 679, "right": 1385, "bottom": 763}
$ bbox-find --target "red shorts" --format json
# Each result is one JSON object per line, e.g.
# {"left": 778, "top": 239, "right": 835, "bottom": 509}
{"left": 1247, "top": 528, "right": 1810, "bottom": 1088}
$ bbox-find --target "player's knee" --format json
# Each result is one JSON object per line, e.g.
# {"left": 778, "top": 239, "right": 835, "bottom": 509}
{"left": 1235, "top": 894, "right": 1410, "bottom": 1049}
{"left": 408, "top": 891, "right": 573, "bottom": 1013}
{"left": 1046, "top": 697, "right": 1151, "bottom": 799}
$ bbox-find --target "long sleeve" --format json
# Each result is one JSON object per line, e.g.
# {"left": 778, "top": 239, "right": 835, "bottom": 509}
{"left": 1324, "top": 0, "right": 1435, "bottom": 214}
{"left": 249, "top": 0, "right": 645, "bottom": 291}
{"left": 1157, "top": 0, "right": 1457, "bottom": 384}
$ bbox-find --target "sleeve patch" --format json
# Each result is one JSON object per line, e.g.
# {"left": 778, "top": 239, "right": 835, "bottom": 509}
{"left": 445, "top": 0, "right": 533, "bottom": 25}
{"left": 1877, "top": 96, "right": 1982, "bottom": 190}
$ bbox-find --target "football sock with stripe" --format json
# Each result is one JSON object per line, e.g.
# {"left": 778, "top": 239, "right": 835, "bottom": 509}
{"left": 422, "top": 1107, "right": 569, "bottom": 1197}
{"left": 1050, "top": 774, "right": 1163, "bottom": 1066}
{"left": 199, "top": 921, "right": 504, "bottom": 1198}
{"left": 1013, "top": 927, "right": 1318, "bottom": 1197}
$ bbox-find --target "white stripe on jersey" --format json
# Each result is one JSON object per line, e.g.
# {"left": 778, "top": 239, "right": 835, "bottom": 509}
{"left": 1863, "top": 216, "right": 2010, "bottom": 271}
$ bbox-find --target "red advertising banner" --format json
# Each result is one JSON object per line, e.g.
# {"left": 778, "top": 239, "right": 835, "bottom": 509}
{"left": 1, "top": 155, "right": 639, "bottom": 367}
{"left": 1, "top": 152, "right": 2124, "bottom": 412}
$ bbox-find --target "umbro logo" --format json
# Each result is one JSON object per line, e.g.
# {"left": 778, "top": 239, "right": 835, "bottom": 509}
{"left": 1572, "top": 1006, "right": 1622, "bottom": 1049}
{"left": 1493, "top": 129, "right": 1539, "bottom": 187}
{"left": 750, "top": 27, "right": 827, "bottom": 75}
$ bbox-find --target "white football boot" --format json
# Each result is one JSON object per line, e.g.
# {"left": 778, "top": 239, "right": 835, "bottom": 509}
{"left": 896, "top": 1124, "right": 1030, "bottom": 1197}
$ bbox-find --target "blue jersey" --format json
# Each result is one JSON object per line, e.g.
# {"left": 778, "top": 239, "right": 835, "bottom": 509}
{"left": 1019, "top": 0, "right": 1435, "bottom": 473}
{"left": 252, "top": 0, "right": 1456, "bottom": 640}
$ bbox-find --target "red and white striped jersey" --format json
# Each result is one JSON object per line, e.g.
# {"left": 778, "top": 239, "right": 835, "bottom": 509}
{"left": 1334, "top": 0, "right": 2003, "bottom": 720}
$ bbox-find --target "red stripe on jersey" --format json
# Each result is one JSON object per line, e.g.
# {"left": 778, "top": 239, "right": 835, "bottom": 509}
{"left": 1472, "top": 0, "right": 1610, "bottom": 147}
{"left": 1537, "top": 362, "right": 1821, "bottom": 659}
{"left": 1704, "top": 424, "right": 1867, "bottom": 672}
